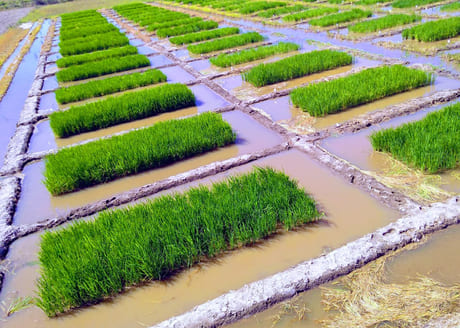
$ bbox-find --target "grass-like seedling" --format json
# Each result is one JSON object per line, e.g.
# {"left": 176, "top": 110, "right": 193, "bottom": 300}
{"left": 402, "top": 17, "right": 460, "bottom": 42}
{"left": 349, "top": 14, "right": 420, "bottom": 33}
{"left": 37, "top": 167, "right": 319, "bottom": 316}
{"left": 146, "top": 17, "right": 203, "bottom": 31}
{"left": 309, "top": 9, "right": 372, "bottom": 27}
{"left": 257, "top": 4, "right": 307, "bottom": 18}
{"left": 441, "top": 2, "right": 460, "bottom": 11}
{"left": 59, "top": 24, "right": 118, "bottom": 41}
{"left": 169, "top": 27, "right": 239, "bottom": 45}
{"left": 188, "top": 32, "right": 264, "bottom": 54}
{"left": 59, "top": 34, "right": 129, "bottom": 56}
{"left": 56, "top": 54, "right": 150, "bottom": 82}
{"left": 44, "top": 112, "right": 235, "bottom": 195}
{"left": 290, "top": 65, "right": 433, "bottom": 116}
{"left": 393, "top": 0, "right": 441, "bottom": 8}
{"left": 55, "top": 69, "right": 167, "bottom": 104}
{"left": 242, "top": 50, "right": 352, "bottom": 87}
{"left": 282, "top": 7, "right": 339, "bottom": 22}
{"left": 50, "top": 83, "right": 194, "bottom": 137}
{"left": 210, "top": 42, "right": 300, "bottom": 67}
{"left": 56, "top": 46, "right": 139, "bottom": 68}
{"left": 156, "top": 21, "right": 218, "bottom": 38}
{"left": 239, "top": 1, "right": 287, "bottom": 14}
{"left": 370, "top": 103, "right": 460, "bottom": 173}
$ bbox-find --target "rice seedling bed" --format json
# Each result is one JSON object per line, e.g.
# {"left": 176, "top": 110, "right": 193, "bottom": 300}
{"left": 188, "top": 32, "right": 264, "bottom": 54}
{"left": 441, "top": 2, "right": 460, "bottom": 11}
{"left": 349, "top": 14, "right": 420, "bottom": 33}
{"left": 156, "top": 21, "right": 218, "bottom": 38}
{"left": 209, "top": 42, "right": 300, "bottom": 67}
{"left": 55, "top": 69, "right": 167, "bottom": 104}
{"left": 282, "top": 7, "right": 339, "bottom": 22}
{"left": 242, "top": 50, "right": 353, "bottom": 87}
{"left": 44, "top": 112, "right": 235, "bottom": 195}
{"left": 56, "top": 54, "right": 150, "bottom": 82}
{"left": 393, "top": 0, "right": 442, "bottom": 8}
{"left": 59, "top": 33, "right": 129, "bottom": 57}
{"left": 55, "top": 45, "right": 139, "bottom": 68}
{"left": 309, "top": 9, "right": 373, "bottom": 27}
{"left": 169, "top": 27, "right": 239, "bottom": 45}
{"left": 402, "top": 17, "right": 460, "bottom": 42}
{"left": 50, "top": 83, "right": 194, "bottom": 137}
{"left": 257, "top": 4, "right": 308, "bottom": 18}
{"left": 370, "top": 103, "right": 460, "bottom": 173}
{"left": 290, "top": 65, "right": 433, "bottom": 116}
{"left": 37, "top": 167, "right": 319, "bottom": 316}
{"left": 239, "top": 1, "right": 287, "bottom": 14}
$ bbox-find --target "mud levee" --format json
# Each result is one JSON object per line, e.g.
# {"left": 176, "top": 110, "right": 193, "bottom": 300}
{"left": 152, "top": 196, "right": 459, "bottom": 328}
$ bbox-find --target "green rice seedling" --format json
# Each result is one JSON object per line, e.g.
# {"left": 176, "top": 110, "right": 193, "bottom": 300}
{"left": 55, "top": 46, "right": 139, "bottom": 68}
{"left": 239, "top": 1, "right": 287, "bottom": 14}
{"left": 50, "top": 83, "right": 194, "bottom": 137}
{"left": 55, "top": 69, "right": 167, "bottom": 104}
{"left": 210, "top": 42, "right": 300, "bottom": 67}
{"left": 44, "top": 112, "right": 235, "bottom": 195}
{"left": 59, "top": 24, "right": 118, "bottom": 42}
{"left": 402, "top": 17, "right": 460, "bottom": 42}
{"left": 441, "top": 2, "right": 460, "bottom": 11}
{"left": 309, "top": 9, "right": 372, "bottom": 27}
{"left": 156, "top": 21, "right": 218, "bottom": 38}
{"left": 282, "top": 7, "right": 338, "bottom": 22}
{"left": 56, "top": 54, "right": 150, "bottom": 82}
{"left": 37, "top": 167, "right": 319, "bottom": 316}
{"left": 393, "top": 0, "right": 442, "bottom": 8}
{"left": 59, "top": 34, "right": 129, "bottom": 57}
{"left": 349, "top": 14, "right": 421, "bottom": 33}
{"left": 188, "top": 32, "right": 264, "bottom": 54}
{"left": 242, "top": 50, "right": 352, "bottom": 87}
{"left": 290, "top": 65, "right": 433, "bottom": 116}
{"left": 370, "top": 103, "right": 460, "bottom": 173}
{"left": 257, "top": 5, "right": 308, "bottom": 18}
{"left": 169, "top": 27, "right": 239, "bottom": 45}
{"left": 146, "top": 17, "right": 203, "bottom": 31}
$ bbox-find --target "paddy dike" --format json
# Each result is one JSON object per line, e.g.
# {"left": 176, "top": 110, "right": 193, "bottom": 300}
{"left": 0, "top": 1, "right": 459, "bottom": 327}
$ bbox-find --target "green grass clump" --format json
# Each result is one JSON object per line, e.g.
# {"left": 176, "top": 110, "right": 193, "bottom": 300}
{"left": 370, "top": 103, "right": 460, "bottom": 173}
{"left": 55, "top": 46, "right": 139, "bottom": 68}
{"left": 169, "top": 27, "right": 239, "bottom": 45}
{"left": 441, "top": 2, "right": 460, "bottom": 11}
{"left": 290, "top": 65, "right": 433, "bottom": 116}
{"left": 156, "top": 21, "right": 218, "bottom": 38}
{"left": 56, "top": 54, "right": 150, "bottom": 82}
{"left": 45, "top": 112, "right": 234, "bottom": 195}
{"left": 402, "top": 17, "right": 460, "bottom": 42}
{"left": 37, "top": 167, "right": 319, "bottom": 316}
{"left": 210, "top": 42, "right": 300, "bottom": 67}
{"left": 188, "top": 32, "right": 264, "bottom": 54}
{"left": 309, "top": 9, "right": 372, "bottom": 27}
{"left": 146, "top": 17, "right": 203, "bottom": 31}
{"left": 55, "top": 69, "right": 166, "bottom": 104}
{"left": 393, "top": 0, "right": 441, "bottom": 8}
{"left": 282, "top": 7, "right": 339, "bottom": 22}
{"left": 59, "top": 24, "right": 118, "bottom": 42}
{"left": 257, "top": 4, "right": 307, "bottom": 18}
{"left": 59, "top": 34, "right": 129, "bottom": 57}
{"left": 239, "top": 1, "right": 287, "bottom": 14}
{"left": 349, "top": 14, "right": 420, "bottom": 33}
{"left": 50, "top": 83, "right": 194, "bottom": 138}
{"left": 242, "top": 50, "right": 352, "bottom": 87}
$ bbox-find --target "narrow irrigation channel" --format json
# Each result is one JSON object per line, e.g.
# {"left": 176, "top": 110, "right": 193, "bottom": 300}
{"left": 0, "top": 0, "right": 459, "bottom": 327}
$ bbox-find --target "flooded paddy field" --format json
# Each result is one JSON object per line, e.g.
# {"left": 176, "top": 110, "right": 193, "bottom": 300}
{"left": 0, "top": 0, "right": 459, "bottom": 327}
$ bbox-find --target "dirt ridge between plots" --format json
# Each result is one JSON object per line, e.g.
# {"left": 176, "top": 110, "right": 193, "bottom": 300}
{"left": 152, "top": 196, "right": 460, "bottom": 328}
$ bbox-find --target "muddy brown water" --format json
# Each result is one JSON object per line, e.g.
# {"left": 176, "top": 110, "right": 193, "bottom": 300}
{"left": 16, "top": 109, "right": 282, "bottom": 224}
{"left": 251, "top": 75, "right": 459, "bottom": 133}
{"left": 1, "top": 149, "right": 398, "bottom": 328}
{"left": 321, "top": 100, "right": 460, "bottom": 194}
